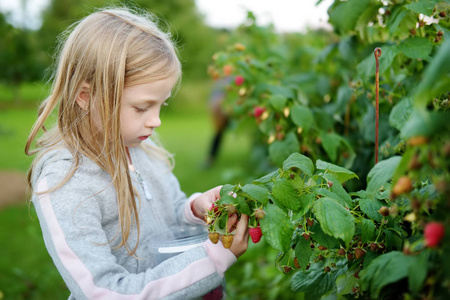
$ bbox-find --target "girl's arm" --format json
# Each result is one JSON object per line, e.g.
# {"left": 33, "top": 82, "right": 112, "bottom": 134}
{"left": 32, "top": 172, "right": 239, "bottom": 300}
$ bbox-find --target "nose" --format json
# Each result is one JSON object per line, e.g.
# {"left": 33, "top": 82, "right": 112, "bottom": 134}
{"left": 145, "top": 112, "right": 161, "bottom": 128}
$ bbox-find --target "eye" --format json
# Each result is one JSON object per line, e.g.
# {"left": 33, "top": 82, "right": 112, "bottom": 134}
{"left": 134, "top": 106, "right": 148, "bottom": 113}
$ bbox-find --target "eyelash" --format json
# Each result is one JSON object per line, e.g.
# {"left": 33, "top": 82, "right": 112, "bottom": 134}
{"left": 134, "top": 102, "right": 168, "bottom": 112}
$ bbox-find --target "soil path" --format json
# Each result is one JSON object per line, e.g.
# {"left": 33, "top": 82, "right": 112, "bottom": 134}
{"left": 0, "top": 171, "right": 29, "bottom": 209}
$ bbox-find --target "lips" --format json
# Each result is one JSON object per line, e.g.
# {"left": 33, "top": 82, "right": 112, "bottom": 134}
{"left": 138, "top": 135, "right": 150, "bottom": 141}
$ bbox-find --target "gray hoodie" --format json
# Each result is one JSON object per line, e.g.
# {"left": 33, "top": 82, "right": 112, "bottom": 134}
{"left": 30, "top": 143, "right": 236, "bottom": 299}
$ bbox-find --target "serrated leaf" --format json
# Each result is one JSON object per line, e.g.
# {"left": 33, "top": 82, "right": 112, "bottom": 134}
{"left": 272, "top": 178, "right": 301, "bottom": 211}
{"left": 316, "top": 160, "right": 358, "bottom": 183}
{"left": 405, "top": 0, "right": 439, "bottom": 16}
{"left": 389, "top": 97, "right": 413, "bottom": 130}
{"left": 290, "top": 105, "right": 315, "bottom": 132}
{"left": 241, "top": 184, "right": 269, "bottom": 205}
{"left": 259, "top": 204, "right": 294, "bottom": 252}
{"left": 313, "top": 197, "right": 355, "bottom": 245}
{"left": 399, "top": 37, "right": 433, "bottom": 60}
{"left": 360, "top": 251, "right": 414, "bottom": 298}
{"left": 294, "top": 235, "right": 312, "bottom": 271}
{"left": 310, "top": 223, "right": 340, "bottom": 249}
{"left": 366, "top": 156, "right": 402, "bottom": 195}
{"left": 282, "top": 152, "right": 314, "bottom": 177}
{"left": 328, "top": 0, "right": 371, "bottom": 33}
{"left": 320, "top": 132, "right": 342, "bottom": 162}
{"left": 291, "top": 260, "right": 348, "bottom": 298}
{"left": 336, "top": 268, "right": 360, "bottom": 296}
{"left": 315, "top": 188, "right": 349, "bottom": 209}
{"left": 358, "top": 197, "right": 384, "bottom": 222}
{"left": 408, "top": 251, "right": 429, "bottom": 293}
{"left": 356, "top": 45, "right": 398, "bottom": 79}
{"left": 268, "top": 94, "right": 287, "bottom": 112}
{"left": 297, "top": 193, "right": 315, "bottom": 217}
{"left": 235, "top": 195, "right": 252, "bottom": 215}
{"left": 414, "top": 39, "right": 450, "bottom": 107}
{"left": 388, "top": 8, "right": 407, "bottom": 36}
{"left": 361, "top": 218, "right": 376, "bottom": 243}
{"left": 268, "top": 131, "right": 300, "bottom": 166}
{"left": 322, "top": 173, "right": 353, "bottom": 208}
{"left": 253, "top": 169, "right": 279, "bottom": 184}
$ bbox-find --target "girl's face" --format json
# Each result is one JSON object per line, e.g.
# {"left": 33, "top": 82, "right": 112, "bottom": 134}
{"left": 120, "top": 76, "right": 177, "bottom": 147}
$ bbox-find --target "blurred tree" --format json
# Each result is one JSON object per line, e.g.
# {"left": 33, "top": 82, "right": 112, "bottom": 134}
{"left": 0, "top": 12, "right": 44, "bottom": 103}
{"left": 38, "top": 0, "right": 220, "bottom": 79}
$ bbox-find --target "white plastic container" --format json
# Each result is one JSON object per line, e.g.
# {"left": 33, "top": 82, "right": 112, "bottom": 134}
{"left": 149, "top": 225, "right": 208, "bottom": 264}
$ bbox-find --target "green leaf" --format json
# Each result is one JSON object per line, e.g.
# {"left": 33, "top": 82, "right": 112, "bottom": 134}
{"left": 408, "top": 251, "right": 429, "bottom": 293}
{"left": 282, "top": 152, "right": 314, "bottom": 177}
{"left": 356, "top": 45, "right": 398, "bottom": 79}
{"left": 241, "top": 184, "right": 269, "bottom": 205}
{"left": 290, "top": 105, "right": 315, "bottom": 132}
{"left": 294, "top": 234, "right": 312, "bottom": 271}
{"left": 414, "top": 39, "right": 450, "bottom": 107}
{"left": 360, "top": 251, "right": 414, "bottom": 298}
{"left": 322, "top": 173, "right": 353, "bottom": 208}
{"left": 336, "top": 267, "right": 360, "bottom": 296}
{"left": 400, "top": 110, "right": 450, "bottom": 139}
{"left": 399, "top": 37, "right": 433, "bottom": 60}
{"left": 296, "top": 193, "right": 316, "bottom": 217}
{"left": 388, "top": 8, "right": 407, "bottom": 36}
{"left": 405, "top": 0, "right": 439, "bottom": 16}
{"left": 218, "top": 184, "right": 236, "bottom": 205}
{"left": 268, "top": 94, "right": 287, "bottom": 112}
{"left": 253, "top": 169, "right": 279, "bottom": 184}
{"left": 268, "top": 131, "right": 300, "bottom": 166}
{"left": 361, "top": 218, "right": 376, "bottom": 243}
{"left": 313, "top": 197, "right": 355, "bottom": 245}
{"left": 291, "top": 260, "right": 348, "bottom": 298}
{"left": 310, "top": 223, "right": 340, "bottom": 249}
{"left": 259, "top": 204, "right": 294, "bottom": 252}
{"left": 320, "top": 132, "right": 342, "bottom": 162}
{"left": 366, "top": 156, "right": 402, "bottom": 195}
{"left": 272, "top": 178, "right": 301, "bottom": 211}
{"left": 328, "top": 0, "right": 371, "bottom": 33}
{"left": 235, "top": 195, "right": 252, "bottom": 215}
{"left": 389, "top": 97, "right": 413, "bottom": 131}
{"left": 358, "top": 197, "right": 384, "bottom": 222}
{"left": 316, "top": 159, "right": 358, "bottom": 183}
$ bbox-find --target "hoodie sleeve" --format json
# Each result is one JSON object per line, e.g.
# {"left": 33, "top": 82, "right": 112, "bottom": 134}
{"left": 32, "top": 168, "right": 236, "bottom": 300}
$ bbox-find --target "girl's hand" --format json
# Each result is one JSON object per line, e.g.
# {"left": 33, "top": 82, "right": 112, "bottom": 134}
{"left": 191, "top": 186, "right": 222, "bottom": 220}
{"left": 227, "top": 214, "right": 249, "bottom": 258}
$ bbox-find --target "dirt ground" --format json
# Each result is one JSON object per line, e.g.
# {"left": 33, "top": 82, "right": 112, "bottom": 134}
{"left": 0, "top": 171, "right": 29, "bottom": 209}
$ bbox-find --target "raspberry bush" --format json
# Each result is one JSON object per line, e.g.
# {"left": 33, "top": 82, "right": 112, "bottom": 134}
{"left": 206, "top": 0, "right": 449, "bottom": 298}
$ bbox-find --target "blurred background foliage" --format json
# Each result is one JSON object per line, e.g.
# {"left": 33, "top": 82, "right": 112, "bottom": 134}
{"left": 1, "top": 0, "right": 448, "bottom": 299}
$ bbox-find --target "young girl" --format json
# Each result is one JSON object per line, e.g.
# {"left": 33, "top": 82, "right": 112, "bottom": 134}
{"left": 25, "top": 7, "right": 249, "bottom": 300}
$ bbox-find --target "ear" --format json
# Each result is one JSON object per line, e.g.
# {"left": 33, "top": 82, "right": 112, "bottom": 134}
{"left": 75, "top": 83, "right": 91, "bottom": 110}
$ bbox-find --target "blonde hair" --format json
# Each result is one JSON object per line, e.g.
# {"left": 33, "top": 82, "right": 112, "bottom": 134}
{"left": 25, "top": 7, "right": 181, "bottom": 255}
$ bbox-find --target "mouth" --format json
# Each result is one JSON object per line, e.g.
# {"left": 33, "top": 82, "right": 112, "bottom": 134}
{"left": 138, "top": 135, "right": 150, "bottom": 141}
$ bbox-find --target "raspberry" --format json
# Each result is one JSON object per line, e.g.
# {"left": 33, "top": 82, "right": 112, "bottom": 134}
{"left": 392, "top": 176, "right": 413, "bottom": 197}
{"left": 354, "top": 248, "right": 366, "bottom": 259}
{"left": 294, "top": 257, "right": 301, "bottom": 269}
{"left": 254, "top": 208, "right": 265, "bottom": 219}
{"left": 324, "top": 266, "right": 331, "bottom": 273}
{"left": 338, "top": 248, "right": 346, "bottom": 256}
{"left": 249, "top": 226, "right": 263, "bottom": 243}
{"left": 234, "top": 75, "right": 245, "bottom": 86}
{"left": 306, "top": 218, "right": 314, "bottom": 227}
{"left": 379, "top": 206, "right": 390, "bottom": 217}
{"left": 318, "top": 245, "right": 327, "bottom": 251}
{"left": 424, "top": 222, "right": 445, "bottom": 248}
{"left": 221, "top": 235, "right": 234, "bottom": 249}
{"left": 223, "top": 65, "right": 233, "bottom": 76}
{"left": 254, "top": 106, "right": 265, "bottom": 118}
{"left": 302, "top": 233, "right": 310, "bottom": 240}
{"left": 209, "top": 232, "right": 219, "bottom": 244}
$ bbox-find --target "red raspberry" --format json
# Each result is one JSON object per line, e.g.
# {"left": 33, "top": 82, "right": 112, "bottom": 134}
{"left": 424, "top": 222, "right": 445, "bottom": 247}
{"left": 249, "top": 226, "right": 263, "bottom": 243}
{"left": 254, "top": 106, "right": 265, "bottom": 118}
{"left": 234, "top": 75, "right": 245, "bottom": 86}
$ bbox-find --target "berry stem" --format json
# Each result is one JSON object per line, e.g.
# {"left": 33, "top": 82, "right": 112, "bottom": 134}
{"left": 374, "top": 47, "right": 382, "bottom": 165}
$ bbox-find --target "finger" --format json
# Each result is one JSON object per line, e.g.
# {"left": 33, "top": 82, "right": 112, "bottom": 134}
{"left": 235, "top": 214, "right": 249, "bottom": 237}
{"left": 227, "top": 214, "right": 238, "bottom": 232}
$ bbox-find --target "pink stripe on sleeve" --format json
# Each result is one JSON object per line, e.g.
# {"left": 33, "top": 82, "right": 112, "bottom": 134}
{"left": 36, "top": 178, "right": 219, "bottom": 299}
